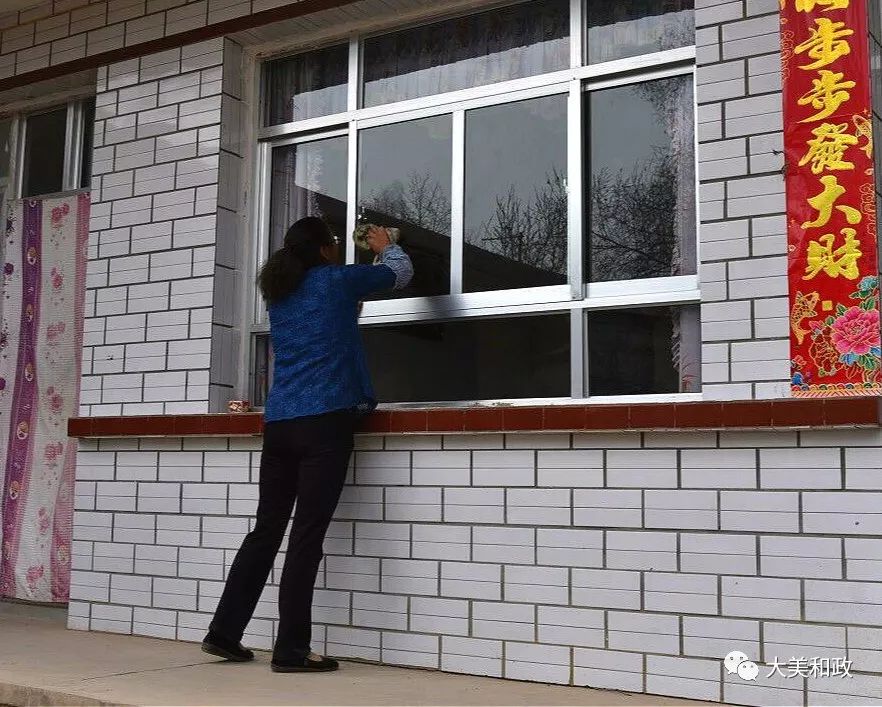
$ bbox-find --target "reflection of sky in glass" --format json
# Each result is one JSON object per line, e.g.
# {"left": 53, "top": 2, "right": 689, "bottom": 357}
{"left": 358, "top": 115, "right": 452, "bottom": 234}
{"left": 590, "top": 84, "right": 670, "bottom": 175}
{"left": 465, "top": 95, "right": 567, "bottom": 244}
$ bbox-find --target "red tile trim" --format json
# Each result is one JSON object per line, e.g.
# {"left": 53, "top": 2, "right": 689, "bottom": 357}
{"left": 67, "top": 398, "right": 882, "bottom": 438}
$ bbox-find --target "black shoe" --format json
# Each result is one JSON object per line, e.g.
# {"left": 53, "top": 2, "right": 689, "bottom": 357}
{"left": 271, "top": 655, "right": 339, "bottom": 673}
{"left": 201, "top": 632, "right": 255, "bottom": 662}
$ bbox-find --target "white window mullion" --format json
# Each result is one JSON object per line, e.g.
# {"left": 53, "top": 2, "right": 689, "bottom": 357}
{"left": 566, "top": 79, "right": 584, "bottom": 301}
{"left": 253, "top": 141, "right": 272, "bottom": 326}
{"left": 450, "top": 110, "right": 465, "bottom": 296}
{"left": 347, "top": 36, "right": 360, "bottom": 112}
{"left": 570, "top": 308, "right": 586, "bottom": 398}
{"left": 569, "top": 0, "right": 583, "bottom": 69}
{"left": 345, "top": 121, "right": 358, "bottom": 265}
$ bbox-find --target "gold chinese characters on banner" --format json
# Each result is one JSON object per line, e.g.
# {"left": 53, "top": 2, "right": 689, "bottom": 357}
{"left": 780, "top": 0, "right": 882, "bottom": 396}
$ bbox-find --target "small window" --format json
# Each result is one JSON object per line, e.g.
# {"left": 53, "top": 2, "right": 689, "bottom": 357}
{"left": 362, "top": 313, "right": 571, "bottom": 403}
{"left": 357, "top": 114, "right": 453, "bottom": 299}
{"left": 586, "top": 74, "right": 696, "bottom": 282}
{"left": 585, "top": 0, "right": 695, "bottom": 64}
{"left": 464, "top": 94, "right": 568, "bottom": 292}
{"left": 587, "top": 305, "right": 701, "bottom": 395}
{"left": 263, "top": 44, "right": 349, "bottom": 126}
{"left": 361, "top": 0, "right": 570, "bottom": 108}
{"left": 22, "top": 107, "right": 67, "bottom": 198}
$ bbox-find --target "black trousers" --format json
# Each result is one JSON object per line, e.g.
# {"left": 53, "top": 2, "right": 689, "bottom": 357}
{"left": 209, "top": 410, "right": 355, "bottom": 660}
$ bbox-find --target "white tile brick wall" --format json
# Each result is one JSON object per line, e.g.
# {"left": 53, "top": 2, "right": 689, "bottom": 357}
{"left": 70, "top": 425, "right": 882, "bottom": 707}
{"left": 81, "top": 36, "right": 243, "bottom": 414}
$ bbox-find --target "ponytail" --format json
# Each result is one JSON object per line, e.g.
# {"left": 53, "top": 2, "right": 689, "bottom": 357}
{"left": 257, "top": 216, "right": 335, "bottom": 304}
{"left": 257, "top": 247, "right": 306, "bottom": 304}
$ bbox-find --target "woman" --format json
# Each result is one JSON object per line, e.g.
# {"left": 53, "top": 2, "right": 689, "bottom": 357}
{"left": 202, "top": 216, "right": 412, "bottom": 673}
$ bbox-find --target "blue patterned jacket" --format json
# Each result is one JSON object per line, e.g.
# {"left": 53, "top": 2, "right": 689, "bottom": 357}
{"left": 264, "top": 245, "right": 412, "bottom": 422}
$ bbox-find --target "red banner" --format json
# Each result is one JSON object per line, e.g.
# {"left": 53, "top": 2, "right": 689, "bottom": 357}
{"left": 781, "top": 0, "right": 882, "bottom": 397}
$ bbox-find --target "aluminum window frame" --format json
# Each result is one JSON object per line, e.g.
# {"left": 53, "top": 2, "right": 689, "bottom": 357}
{"left": 249, "top": 0, "right": 700, "bottom": 407}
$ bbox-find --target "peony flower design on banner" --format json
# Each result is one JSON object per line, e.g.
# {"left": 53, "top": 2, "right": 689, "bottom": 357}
{"left": 792, "top": 276, "right": 882, "bottom": 393}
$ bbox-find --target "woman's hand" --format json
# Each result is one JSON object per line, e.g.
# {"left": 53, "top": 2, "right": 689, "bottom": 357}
{"left": 366, "top": 226, "right": 391, "bottom": 254}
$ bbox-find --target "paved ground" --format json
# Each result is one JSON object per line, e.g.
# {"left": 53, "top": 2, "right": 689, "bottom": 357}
{"left": 0, "top": 600, "right": 720, "bottom": 706}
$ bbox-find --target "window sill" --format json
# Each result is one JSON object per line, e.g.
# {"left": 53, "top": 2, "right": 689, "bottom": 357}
{"left": 67, "top": 397, "right": 882, "bottom": 438}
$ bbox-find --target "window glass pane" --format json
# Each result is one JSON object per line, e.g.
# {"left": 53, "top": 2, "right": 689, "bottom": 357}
{"left": 253, "top": 334, "right": 274, "bottom": 408}
{"left": 358, "top": 115, "right": 452, "bottom": 299}
{"left": 586, "top": 0, "right": 694, "bottom": 64}
{"left": 269, "top": 136, "right": 348, "bottom": 257}
{"left": 586, "top": 75, "right": 695, "bottom": 282}
{"left": 362, "top": 0, "right": 569, "bottom": 108}
{"left": 363, "top": 314, "right": 570, "bottom": 402}
{"left": 263, "top": 44, "right": 349, "bottom": 126}
{"left": 22, "top": 107, "right": 67, "bottom": 197}
{"left": 0, "top": 119, "right": 12, "bottom": 181}
{"left": 588, "top": 306, "right": 701, "bottom": 395}
{"left": 464, "top": 94, "right": 568, "bottom": 292}
{"left": 81, "top": 98, "right": 95, "bottom": 189}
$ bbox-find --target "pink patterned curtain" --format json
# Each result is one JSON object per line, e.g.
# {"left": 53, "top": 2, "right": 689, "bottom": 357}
{"left": 0, "top": 193, "right": 89, "bottom": 603}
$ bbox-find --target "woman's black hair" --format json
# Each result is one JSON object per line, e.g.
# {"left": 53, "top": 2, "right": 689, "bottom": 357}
{"left": 257, "top": 216, "right": 335, "bottom": 304}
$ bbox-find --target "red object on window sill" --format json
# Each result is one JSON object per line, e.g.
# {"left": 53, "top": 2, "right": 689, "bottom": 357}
{"left": 66, "top": 397, "right": 882, "bottom": 438}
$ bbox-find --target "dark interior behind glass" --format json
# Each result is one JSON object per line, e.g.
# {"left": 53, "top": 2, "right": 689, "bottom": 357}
{"left": 22, "top": 107, "right": 67, "bottom": 198}
{"left": 363, "top": 314, "right": 571, "bottom": 402}
{"left": 588, "top": 306, "right": 701, "bottom": 395}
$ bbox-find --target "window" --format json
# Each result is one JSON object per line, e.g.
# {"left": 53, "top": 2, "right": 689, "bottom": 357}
{"left": 357, "top": 115, "right": 452, "bottom": 299}
{"left": 22, "top": 107, "right": 67, "bottom": 197}
{"left": 269, "top": 135, "right": 348, "bottom": 253}
{"left": 5, "top": 98, "right": 95, "bottom": 199}
{"left": 586, "top": 75, "right": 696, "bottom": 282}
{"left": 464, "top": 95, "right": 568, "bottom": 292}
{"left": 362, "top": 0, "right": 570, "bottom": 108}
{"left": 252, "top": 0, "right": 699, "bottom": 406}
{"left": 585, "top": 0, "right": 694, "bottom": 64}
{"left": 263, "top": 44, "right": 349, "bottom": 125}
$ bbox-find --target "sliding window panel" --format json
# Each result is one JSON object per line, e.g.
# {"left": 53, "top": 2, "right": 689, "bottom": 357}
{"left": 361, "top": 0, "right": 570, "bottom": 108}
{"left": 22, "top": 107, "right": 67, "bottom": 197}
{"left": 587, "top": 304, "right": 701, "bottom": 396}
{"left": 362, "top": 313, "right": 571, "bottom": 403}
{"left": 268, "top": 135, "right": 348, "bottom": 257}
{"left": 585, "top": 74, "right": 696, "bottom": 283}
{"left": 263, "top": 44, "right": 349, "bottom": 126}
{"left": 585, "top": 0, "right": 695, "bottom": 64}
{"left": 463, "top": 94, "right": 568, "bottom": 293}
{"left": 357, "top": 114, "right": 452, "bottom": 299}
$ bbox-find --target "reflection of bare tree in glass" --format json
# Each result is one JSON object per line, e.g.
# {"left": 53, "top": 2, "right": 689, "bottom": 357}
{"left": 591, "top": 75, "right": 693, "bottom": 281}
{"left": 590, "top": 152, "right": 678, "bottom": 280}
{"left": 364, "top": 171, "right": 451, "bottom": 234}
{"left": 473, "top": 168, "right": 567, "bottom": 277}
